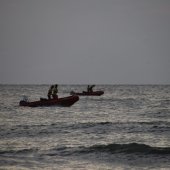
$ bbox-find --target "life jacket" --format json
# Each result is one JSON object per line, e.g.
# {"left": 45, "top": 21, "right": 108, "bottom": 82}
{"left": 48, "top": 88, "right": 53, "bottom": 95}
{"left": 53, "top": 87, "right": 58, "bottom": 95}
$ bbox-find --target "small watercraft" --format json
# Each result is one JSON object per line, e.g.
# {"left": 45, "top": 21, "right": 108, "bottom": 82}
{"left": 19, "top": 95, "right": 79, "bottom": 107}
{"left": 70, "top": 90, "right": 104, "bottom": 96}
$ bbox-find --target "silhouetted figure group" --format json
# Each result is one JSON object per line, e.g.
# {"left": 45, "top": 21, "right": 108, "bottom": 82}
{"left": 87, "top": 85, "right": 95, "bottom": 92}
{"left": 48, "top": 84, "right": 96, "bottom": 99}
{"left": 48, "top": 84, "right": 58, "bottom": 99}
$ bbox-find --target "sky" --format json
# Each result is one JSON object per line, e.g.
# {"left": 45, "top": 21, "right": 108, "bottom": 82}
{"left": 1, "top": 0, "right": 170, "bottom": 84}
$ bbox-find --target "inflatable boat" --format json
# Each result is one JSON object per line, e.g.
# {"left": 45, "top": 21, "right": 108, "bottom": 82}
{"left": 19, "top": 95, "right": 79, "bottom": 107}
{"left": 70, "top": 90, "right": 104, "bottom": 96}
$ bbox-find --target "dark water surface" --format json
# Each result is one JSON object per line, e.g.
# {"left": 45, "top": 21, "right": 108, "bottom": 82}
{"left": 0, "top": 85, "right": 170, "bottom": 169}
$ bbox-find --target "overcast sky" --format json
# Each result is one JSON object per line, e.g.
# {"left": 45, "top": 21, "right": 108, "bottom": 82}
{"left": 1, "top": 0, "right": 170, "bottom": 84}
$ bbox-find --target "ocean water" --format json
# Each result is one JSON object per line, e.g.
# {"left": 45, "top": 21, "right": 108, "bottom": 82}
{"left": 0, "top": 85, "right": 170, "bottom": 170}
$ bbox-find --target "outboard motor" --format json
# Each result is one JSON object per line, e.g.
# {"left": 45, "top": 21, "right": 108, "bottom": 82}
{"left": 19, "top": 96, "right": 29, "bottom": 106}
{"left": 22, "top": 95, "right": 28, "bottom": 102}
{"left": 70, "top": 91, "right": 75, "bottom": 95}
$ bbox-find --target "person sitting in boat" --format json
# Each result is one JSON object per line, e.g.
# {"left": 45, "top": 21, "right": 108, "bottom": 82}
{"left": 47, "top": 85, "right": 54, "bottom": 99}
{"left": 87, "top": 85, "right": 95, "bottom": 92}
{"left": 52, "top": 84, "right": 58, "bottom": 99}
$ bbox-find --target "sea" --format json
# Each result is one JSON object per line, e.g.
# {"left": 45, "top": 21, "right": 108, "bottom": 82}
{"left": 0, "top": 85, "right": 170, "bottom": 170}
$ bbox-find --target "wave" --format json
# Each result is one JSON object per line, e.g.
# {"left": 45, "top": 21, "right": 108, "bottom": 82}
{"left": 1, "top": 121, "right": 169, "bottom": 139}
{"left": 44, "top": 143, "right": 170, "bottom": 157}
{"left": 0, "top": 148, "right": 38, "bottom": 155}
{"left": 65, "top": 121, "right": 170, "bottom": 132}
{"left": 79, "top": 143, "right": 170, "bottom": 155}
{"left": 2, "top": 143, "right": 169, "bottom": 158}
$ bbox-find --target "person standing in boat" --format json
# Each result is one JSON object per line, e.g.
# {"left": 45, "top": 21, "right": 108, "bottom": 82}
{"left": 52, "top": 84, "right": 58, "bottom": 99}
{"left": 87, "top": 85, "right": 95, "bottom": 92}
{"left": 47, "top": 85, "right": 54, "bottom": 99}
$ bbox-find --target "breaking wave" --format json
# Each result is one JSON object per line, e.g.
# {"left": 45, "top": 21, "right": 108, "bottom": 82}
{"left": 79, "top": 143, "right": 170, "bottom": 155}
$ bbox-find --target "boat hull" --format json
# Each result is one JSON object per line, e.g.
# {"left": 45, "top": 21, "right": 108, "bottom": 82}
{"left": 70, "top": 90, "right": 104, "bottom": 96}
{"left": 19, "top": 95, "right": 79, "bottom": 107}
